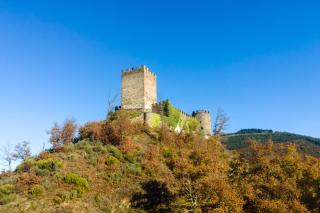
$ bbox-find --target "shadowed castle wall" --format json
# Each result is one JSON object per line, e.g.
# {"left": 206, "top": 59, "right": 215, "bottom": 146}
{"left": 143, "top": 69, "right": 157, "bottom": 111}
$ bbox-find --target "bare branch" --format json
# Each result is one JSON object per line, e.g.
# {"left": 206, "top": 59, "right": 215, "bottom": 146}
{"left": 106, "top": 93, "right": 119, "bottom": 119}
{"left": 213, "top": 108, "right": 229, "bottom": 140}
{"left": 0, "top": 144, "right": 15, "bottom": 171}
{"left": 13, "top": 141, "right": 31, "bottom": 161}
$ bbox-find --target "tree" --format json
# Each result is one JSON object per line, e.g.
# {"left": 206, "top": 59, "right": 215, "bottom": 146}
{"left": 60, "top": 119, "right": 77, "bottom": 145}
{"left": 48, "top": 119, "right": 77, "bottom": 148}
{"left": 13, "top": 141, "right": 31, "bottom": 161}
{"left": 229, "top": 141, "right": 313, "bottom": 212}
{"left": 213, "top": 109, "right": 229, "bottom": 140}
{"left": 49, "top": 122, "right": 62, "bottom": 148}
{"left": 106, "top": 93, "right": 119, "bottom": 119}
{"left": 79, "top": 121, "right": 103, "bottom": 141}
{"left": 132, "top": 180, "right": 175, "bottom": 212}
{"left": 0, "top": 145, "right": 15, "bottom": 171}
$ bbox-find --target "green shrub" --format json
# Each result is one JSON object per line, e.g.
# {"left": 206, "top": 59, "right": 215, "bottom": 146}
{"left": 150, "top": 113, "right": 161, "bottom": 128}
{"left": 0, "top": 177, "right": 16, "bottom": 186}
{"left": 64, "top": 173, "right": 89, "bottom": 190}
{"left": 30, "top": 184, "right": 45, "bottom": 197}
{"left": 55, "top": 188, "right": 83, "bottom": 204}
{"left": 124, "top": 153, "right": 137, "bottom": 163}
{"left": 124, "top": 151, "right": 144, "bottom": 164}
{"left": 74, "top": 139, "right": 89, "bottom": 149}
{"left": 55, "top": 191, "right": 76, "bottom": 203}
{"left": 184, "top": 117, "right": 200, "bottom": 132}
{"left": 67, "top": 154, "right": 78, "bottom": 161}
{"left": 0, "top": 184, "right": 14, "bottom": 195}
{"left": 56, "top": 191, "right": 69, "bottom": 203}
{"left": 162, "top": 147, "right": 176, "bottom": 158}
{"left": 35, "top": 167, "right": 50, "bottom": 176}
{"left": 75, "top": 140, "right": 104, "bottom": 156}
{"left": 105, "top": 156, "right": 120, "bottom": 166}
{"left": 106, "top": 145, "right": 123, "bottom": 159}
{"left": 77, "top": 141, "right": 99, "bottom": 166}
{"left": 16, "top": 158, "right": 36, "bottom": 173}
{"left": 122, "top": 163, "right": 142, "bottom": 176}
{"left": 42, "top": 177, "right": 53, "bottom": 190}
{"left": 0, "top": 184, "right": 16, "bottom": 205}
{"left": 74, "top": 186, "right": 86, "bottom": 197}
{"left": 36, "top": 158, "right": 62, "bottom": 172}
{"left": 131, "top": 111, "right": 143, "bottom": 119}
{"left": 105, "top": 171, "right": 124, "bottom": 183}
{"left": 78, "top": 141, "right": 94, "bottom": 155}
{"left": 88, "top": 153, "right": 98, "bottom": 166}
{"left": 92, "top": 142, "right": 108, "bottom": 154}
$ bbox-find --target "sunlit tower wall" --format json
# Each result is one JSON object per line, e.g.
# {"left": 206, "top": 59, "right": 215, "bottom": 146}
{"left": 193, "top": 110, "right": 212, "bottom": 136}
{"left": 121, "top": 65, "right": 157, "bottom": 112}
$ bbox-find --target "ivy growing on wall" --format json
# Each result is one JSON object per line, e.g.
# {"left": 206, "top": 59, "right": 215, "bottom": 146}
{"left": 162, "top": 100, "right": 181, "bottom": 128}
{"left": 183, "top": 117, "right": 200, "bottom": 132}
{"left": 154, "top": 100, "right": 200, "bottom": 132}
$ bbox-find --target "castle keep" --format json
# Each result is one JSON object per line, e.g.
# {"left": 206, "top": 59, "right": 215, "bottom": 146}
{"left": 121, "top": 66, "right": 212, "bottom": 136}
{"left": 121, "top": 66, "right": 157, "bottom": 112}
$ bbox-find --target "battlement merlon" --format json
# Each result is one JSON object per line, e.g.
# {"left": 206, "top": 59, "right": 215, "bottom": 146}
{"left": 121, "top": 65, "right": 157, "bottom": 77}
{"left": 193, "top": 110, "right": 210, "bottom": 115}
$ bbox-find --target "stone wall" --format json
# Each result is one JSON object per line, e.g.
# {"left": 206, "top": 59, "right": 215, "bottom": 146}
{"left": 121, "top": 66, "right": 157, "bottom": 112}
{"left": 194, "top": 111, "right": 212, "bottom": 136}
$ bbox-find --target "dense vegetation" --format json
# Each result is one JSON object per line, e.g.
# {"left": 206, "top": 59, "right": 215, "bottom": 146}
{"left": 152, "top": 100, "right": 200, "bottom": 132}
{"left": 222, "top": 130, "right": 320, "bottom": 158}
{"left": 0, "top": 112, "right": 319, "bottom": 212}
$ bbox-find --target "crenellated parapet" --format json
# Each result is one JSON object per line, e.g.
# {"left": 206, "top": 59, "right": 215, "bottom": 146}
{"left": 121, "top": 65, "right": 156, "bottom": 77}
{"left": 192, "top": 110, "right": 210, "bottom": 116}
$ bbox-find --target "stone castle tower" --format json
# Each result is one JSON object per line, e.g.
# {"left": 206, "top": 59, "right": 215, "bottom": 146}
{"left": 193, "top": 110, "right": 212, "bottom": 137}
{"left": 121, "top": 65, "right": 212, "bottom": 136}
{"left": 121, "top": 66, "right": 157, "bottom": 112}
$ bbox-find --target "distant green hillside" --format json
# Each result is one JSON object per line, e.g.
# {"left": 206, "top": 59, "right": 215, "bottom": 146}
{"left": 222, "top": 129, "right": 320, "bottom": 157}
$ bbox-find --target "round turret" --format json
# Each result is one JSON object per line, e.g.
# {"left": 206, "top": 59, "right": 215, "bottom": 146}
{"left": 193, "top": 110, "right": 212, "bottom": 136}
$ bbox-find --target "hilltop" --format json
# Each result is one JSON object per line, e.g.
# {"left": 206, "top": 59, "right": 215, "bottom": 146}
{"left": 222, "top": 129, "right": 320, "bottom": 158}
{"left": 0, "top": 111, "right": 319, "bottom": 212}
{"left": 0, "top": 63, "right": 319, "bottom": 212}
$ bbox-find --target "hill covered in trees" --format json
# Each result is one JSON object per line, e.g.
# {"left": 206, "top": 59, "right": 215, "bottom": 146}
{"left": 0, "top": 113, "right": 319, "bottom": 212}
{"left": 222, "top": 129, "right": 320, "bottom": 158}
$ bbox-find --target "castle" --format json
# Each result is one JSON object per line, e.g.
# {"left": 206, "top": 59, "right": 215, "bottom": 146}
{"left": 121, "top": 65, "right": 212, "bottom": 136}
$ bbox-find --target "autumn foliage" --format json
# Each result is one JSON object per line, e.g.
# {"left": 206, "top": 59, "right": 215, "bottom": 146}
{"left": 1, "top": 110, "right": 319, "bottom": 212}
{"left": 49, "top": 119, "right": 77, "bottom": 148}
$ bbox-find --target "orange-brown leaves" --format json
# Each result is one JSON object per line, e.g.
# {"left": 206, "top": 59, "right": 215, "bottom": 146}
{"left": 101, "top": 110, "right": 136, "bottom": 145}
{"left": 230, "top": 140, "right": 320, "bottom": 212}
{"left": 49, "top": 119, "right": 77, "bottom": 148}
{"left": 79, "top": 121, "right": 103, "bottom": 141}
{"left": 17, "top": 173, "right": 42, "bottom": 191}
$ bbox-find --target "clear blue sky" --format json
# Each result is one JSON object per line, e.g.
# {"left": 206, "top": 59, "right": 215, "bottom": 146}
{"left": 0, "top": 0, "right": 319, "bottom": 161}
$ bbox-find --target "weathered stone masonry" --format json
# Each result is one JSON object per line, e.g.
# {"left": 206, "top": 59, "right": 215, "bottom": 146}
{"left": 121, "top": 66, "right": 157, "bottom": 112}
{"left": 193, "top": 110, "right": 212, "bottom": 137}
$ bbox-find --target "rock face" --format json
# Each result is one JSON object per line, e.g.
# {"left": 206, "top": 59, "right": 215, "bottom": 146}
{"left": 121, "top": 66, "right": 157, "bottom": 112}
